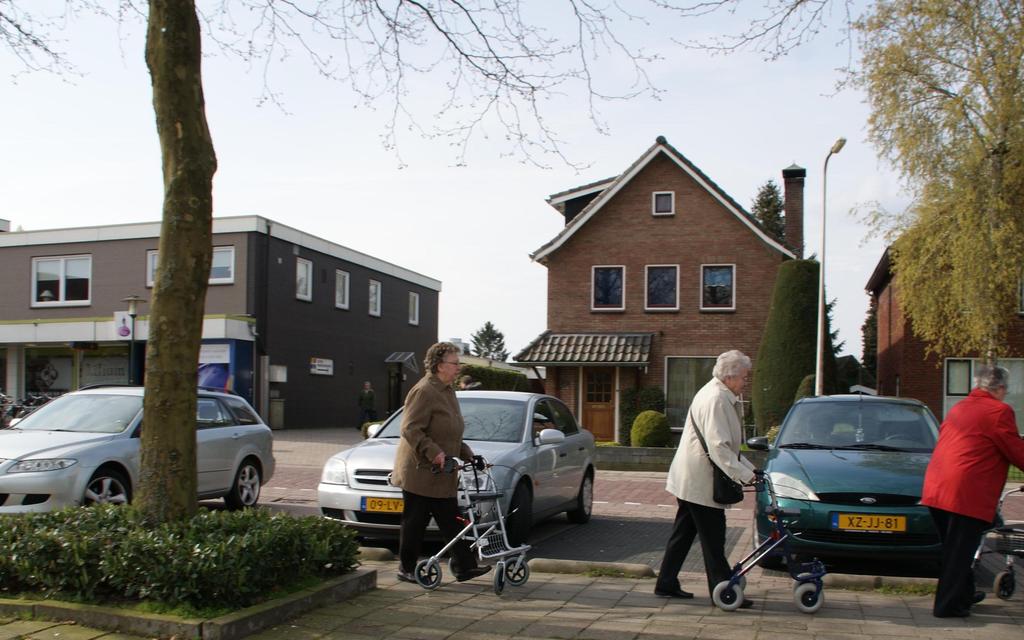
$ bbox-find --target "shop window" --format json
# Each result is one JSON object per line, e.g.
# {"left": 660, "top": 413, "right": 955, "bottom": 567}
{"left": 32, "top": 255, "right": 91, "bottom": 306}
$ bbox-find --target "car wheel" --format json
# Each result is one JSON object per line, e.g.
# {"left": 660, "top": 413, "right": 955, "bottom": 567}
{"left": 224, "top": 458, "right": 262, "bottom": 510}
{"left": 506, "top": 481, "right": 532, "bottom": 547}
{"left": 566, "top": 471, "right": 593, "bottom": 524}
{"left": 83, "top": 468, "right": 131, "bottom": 506}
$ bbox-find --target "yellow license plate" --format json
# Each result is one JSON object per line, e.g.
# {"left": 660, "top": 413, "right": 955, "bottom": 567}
{"left": 832, "top": 512, "right": 906, "bottom": 532}
{"left": 361, "top": 497, "right": 404, "bottom": 513}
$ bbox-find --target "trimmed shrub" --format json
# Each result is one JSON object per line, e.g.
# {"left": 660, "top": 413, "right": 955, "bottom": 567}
{"left": 631, "top": 410, "right": 671, "bottom": 448}
{"left": 456, "top": 364, "right": 528, "bottom": 391}
{"left": 751, "top": 259, "right": 839, "bottom": 434}
{"left": 794, "top": 374, "right": 815, "bottom": 402}
{"left": 619, "top": 386, "right": 665, "bottom": 446}
{"left": 0, "top": 506, "right": 359, "bottom": 609}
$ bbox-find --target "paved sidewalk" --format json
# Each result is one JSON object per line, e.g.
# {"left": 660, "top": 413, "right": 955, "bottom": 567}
{"left": 240, "top": 559, "right": 1024, "bottom": 640}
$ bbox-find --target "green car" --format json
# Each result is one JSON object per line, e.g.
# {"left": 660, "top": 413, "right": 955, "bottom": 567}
{"left": 747, "top": 395, "right": 942, "bottom": 569}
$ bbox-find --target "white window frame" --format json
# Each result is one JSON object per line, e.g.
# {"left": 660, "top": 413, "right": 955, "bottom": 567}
{"left": 644, "top": 264, "right": 679, "bottom": 311}
{"left": 652, "top": 191, "right": 675, "bottom": 216}
{"left": 147, "top": 246, "right": 235, "bottom": 287}
{"left": 335, "top": 269, "right": 350, "bottom": 310}
{"left": 31, "top": 255, "right": 92, "bottom": 307}
{"left": 369, "top": 279, "right": 382, "bottom": 317}
{"left": 591, "top": 265, "right": 626, "bottom": 312}
{"left": 700, "top": 263, "right": 736, "bottom": 311}
{"left": 296, "top": 257, "right": 313, "bottom": 301}
{"left": 408, "top": 291, "right": 420, "bottom": 325}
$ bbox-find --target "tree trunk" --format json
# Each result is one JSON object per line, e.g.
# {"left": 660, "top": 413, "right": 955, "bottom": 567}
{"left": 137, "top": 0, "right": 217, "bottom": 523}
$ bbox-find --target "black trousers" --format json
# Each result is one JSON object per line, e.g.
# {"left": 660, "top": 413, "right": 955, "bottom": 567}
{"left": 929, "top": 507, "right": 988, "bottom": 617}
{"left": 399, "top": 490, "right": 478, "bottom": 575}
{"left": 656, "top": 498, "right": 730, "bottom": 596}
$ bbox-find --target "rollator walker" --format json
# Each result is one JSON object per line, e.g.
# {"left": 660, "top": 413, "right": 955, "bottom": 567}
{"left": 972, "top": 484, "right": 1024, "bottom": 600}
{"left": 414, "top": 456, "right": 532, "bottom": 595}
{"left": 712, "top": 470, "right": 828, "bottom": 613}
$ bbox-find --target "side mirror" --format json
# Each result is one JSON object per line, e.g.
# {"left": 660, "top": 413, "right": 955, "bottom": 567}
{"left": 746, "top": 436, "right": 769, "bottom": 451}
{"left": 537, "top": 428, "right": 565, "bottom": 445}
{"left": 366, "top": 423, "right": 383, "bottom": 439}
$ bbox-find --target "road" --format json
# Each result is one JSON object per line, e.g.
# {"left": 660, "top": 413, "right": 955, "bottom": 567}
{"left": 252, "top": 428, "right": 1024, "bottom": 579}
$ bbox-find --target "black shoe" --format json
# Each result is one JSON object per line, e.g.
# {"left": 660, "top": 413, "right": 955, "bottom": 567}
{"left": 396, "top": 570, "right": 416, "bottom": 584}
{"left": 972, "top": 591, "right": 986, "bottom": 605}
{"left": 654, "top": 587, "right": 694, "bottom": 599}
{"left": 738, "top": 599, "right": 755, "bottom": 609}
{"left": 455, "top": 566, "right": 492, "bottom": 582}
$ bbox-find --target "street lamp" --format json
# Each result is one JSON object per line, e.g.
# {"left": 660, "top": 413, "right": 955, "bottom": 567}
{"left": 121, "top": 295, "right": 147, "bottom": 385}
{"left": 815, "top": 137, "right": 846, "bottom": 397}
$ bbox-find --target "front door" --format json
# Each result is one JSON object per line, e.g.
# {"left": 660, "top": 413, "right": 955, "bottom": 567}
{"left": 582, "top": 367, "right": 615, "bottom": 441}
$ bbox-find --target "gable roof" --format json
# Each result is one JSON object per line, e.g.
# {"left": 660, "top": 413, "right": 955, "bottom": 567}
{"left": 530, "top": 136, "right": 797, "bottom": 263}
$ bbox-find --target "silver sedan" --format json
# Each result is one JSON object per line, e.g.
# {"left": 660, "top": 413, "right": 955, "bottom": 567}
{"left": 0, "top": 386, "right": 275, "bottom": 512}
{"left": 318, "top": 391, "right": 596, "bottom": 545}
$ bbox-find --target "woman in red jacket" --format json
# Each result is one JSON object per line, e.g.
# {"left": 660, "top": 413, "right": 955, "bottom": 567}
{"left": 921, "top": 364, "right": 1024, "bottom": 618}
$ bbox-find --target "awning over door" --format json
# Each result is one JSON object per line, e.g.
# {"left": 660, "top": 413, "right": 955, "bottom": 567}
{"left": 514, "top": 332, "right": 653, "bottom": 366}
{"left": 385, "top": 351, "right": 419, "bottom": 375}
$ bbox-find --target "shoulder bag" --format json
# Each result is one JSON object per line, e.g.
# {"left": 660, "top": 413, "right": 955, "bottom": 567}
{"left": 688, "top": 412, "right": 744, "bottom": 505}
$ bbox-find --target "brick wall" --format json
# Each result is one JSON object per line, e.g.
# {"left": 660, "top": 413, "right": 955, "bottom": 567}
{"left": 543, "top": 152, "right": 788, "bottom": 395}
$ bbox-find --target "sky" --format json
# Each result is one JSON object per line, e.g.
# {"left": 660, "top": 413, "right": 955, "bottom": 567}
{"left": 1, "top": 2, "right": 905, "bottom": 361}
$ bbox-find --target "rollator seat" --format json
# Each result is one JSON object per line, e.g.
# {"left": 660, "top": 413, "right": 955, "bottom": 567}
{"left": 468, "top": 490, "right": 504, "bottom": 502}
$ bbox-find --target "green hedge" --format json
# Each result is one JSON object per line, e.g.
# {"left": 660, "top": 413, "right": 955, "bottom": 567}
{"left": 0, "top": 506, "right": 359, "bottom": 609}
{"left": 619, "top": 386, "right": 665, "bottom": 445}
{"left": 631, "top": 410, "right": 671, "bottom": 447}
{"left": 457, "top": 364, "right": 529, "bottom": 391}
{"left": 751, "top": 259, "right": 838, "bottom": 434}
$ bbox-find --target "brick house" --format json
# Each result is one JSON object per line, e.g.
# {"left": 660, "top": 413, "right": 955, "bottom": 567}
{"left": 866, "top": 248, "right": 1024, "bottom": 433}
{"left": 0, "top": 216, "right": 439, "bottom": 428}
{"left": 515, "top": 136, "right": 806, "bottom": 441}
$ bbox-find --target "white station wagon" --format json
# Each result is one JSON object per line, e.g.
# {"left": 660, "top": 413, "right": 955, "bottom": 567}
{"left": 0, "top": 386, "right": 275, "bottom": 512}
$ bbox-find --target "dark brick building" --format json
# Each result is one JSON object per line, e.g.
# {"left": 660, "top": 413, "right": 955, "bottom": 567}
{"left": 516, "top": 137, "right": 806, "bottom": 440}
{"left": 866, "top": 249, "right": 1024, "bottom": 432}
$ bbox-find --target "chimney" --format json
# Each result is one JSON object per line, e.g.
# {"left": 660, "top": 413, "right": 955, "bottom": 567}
{"left": 0, "top": 218, "right": 9, "bottom": 232}
{"left": 782, "top": 164, "right": 806, "bottom": 258}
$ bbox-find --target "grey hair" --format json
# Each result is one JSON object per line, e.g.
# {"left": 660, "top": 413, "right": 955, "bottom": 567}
{"left": 424, "top": 342, "right": 460, "bottom": 375}
{"left": 974, "top": 364, "right": 1009, "bottom": 392}
{"left": 713, "top": 350, "right": 752, "bottom": 380}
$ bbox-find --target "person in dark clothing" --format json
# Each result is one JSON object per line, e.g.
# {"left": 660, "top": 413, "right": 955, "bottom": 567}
{"left": 357, "top": 381, "right": 376, "bottom": 427}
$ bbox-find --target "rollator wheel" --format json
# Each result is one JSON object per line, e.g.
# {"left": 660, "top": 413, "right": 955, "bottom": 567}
{"left": 793, "top": 582, "right": 824, "bottom": 614}
{"left": 994, "top": 570, "right": 1015, "bottom": 600}
{"left": 712, "top": 580, "right": 744, "bottom": 611}
{"left": 415, "top": 558, "right": 442, "bottom": 590}
{"left": 505, "top": 556, "right": 530, "bottom": 586}
{"left": 493, "top": 560, "right": 506, "bottom": 595}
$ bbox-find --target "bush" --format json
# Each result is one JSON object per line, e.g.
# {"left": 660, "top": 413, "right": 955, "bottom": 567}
{"left": 619, "top": 386, "right": 665, "bottom": 445}
{"left": 631, "top": 410, "right": 671, "bottom": 447}
{"left": 751, "top": 259, "right": 838, "bottom": 434}
{"left": 0, "top": 506, "right": 359, "bottom": 609}
{"left": 794, "top": 374, "right": 816, "bottom": 402}
{"left": 456, "top": 364, "right": 529, "bottom": 391}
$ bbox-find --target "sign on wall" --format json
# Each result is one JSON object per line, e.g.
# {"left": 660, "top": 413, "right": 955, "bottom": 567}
{"left": 113, "top": 311, "right": 133, "bottom": 340}
{"left": 309, "top": 357, "right": 334, "bottom": 376}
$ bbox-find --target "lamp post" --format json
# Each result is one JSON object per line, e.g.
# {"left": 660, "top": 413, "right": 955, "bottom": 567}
{"left": 121, "top": 295, "right": 147, "bottom": 385}
{"left": 815, "top": 137, "right": 846, "bottom": 397}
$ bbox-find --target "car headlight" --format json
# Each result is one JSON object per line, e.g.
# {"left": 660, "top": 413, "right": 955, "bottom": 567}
{"left": 7, "top": 458, "right": 78, "bottom": 473}
{"left": 320, "top": 458, "right": 348, "bottom": 485}
{"left": 768, "top": 471, "right": 819, "bottom": 501}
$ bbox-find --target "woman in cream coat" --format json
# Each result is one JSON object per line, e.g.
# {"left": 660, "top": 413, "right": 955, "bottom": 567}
{"left": 655, "top": 350, "right": 757, "bottom": 606}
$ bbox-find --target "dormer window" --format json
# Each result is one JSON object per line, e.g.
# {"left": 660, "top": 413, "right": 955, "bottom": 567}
{"left": 652, "top": 191, "right": 675, "bottom": 216}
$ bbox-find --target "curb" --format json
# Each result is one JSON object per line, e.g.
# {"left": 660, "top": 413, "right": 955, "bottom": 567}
{"left": 0, "top": 568, "right": 376, "bottom": 640}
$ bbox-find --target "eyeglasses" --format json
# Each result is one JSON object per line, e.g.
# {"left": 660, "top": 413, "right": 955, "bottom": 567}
{"left": 442, "top": 360, "right": 461, "bottom": 367}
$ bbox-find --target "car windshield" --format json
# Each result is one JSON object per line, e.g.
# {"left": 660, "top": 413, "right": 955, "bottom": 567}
{"left": 776, "top": 400, "right": 939, "bottom": 452}
{"left": 377, "top": 397, "right": 527, "bottom": 443}
{"left": 13, "top": 394, "right": 143, "bottom": 434}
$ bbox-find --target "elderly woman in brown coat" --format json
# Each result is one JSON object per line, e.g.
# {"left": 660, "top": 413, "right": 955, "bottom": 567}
{"left": 391, "top": 342, "right": 491, "bottom": 584}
